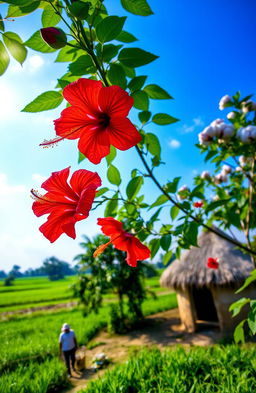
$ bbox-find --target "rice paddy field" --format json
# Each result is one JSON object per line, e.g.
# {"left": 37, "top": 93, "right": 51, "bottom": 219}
{"left": 2, "top": 274, "right": 256, "bottom": 393}
{"left": 0, "top": 272, "right": 177, "bottom": 393}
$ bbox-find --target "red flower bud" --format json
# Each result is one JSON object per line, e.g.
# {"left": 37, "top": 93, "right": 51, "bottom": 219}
{"left": 207, "top": 257, "right": 219, "bottom": 269}
{"left": 193, "top": 201, "right": 204, "bottom": 208}
{"left": 40, "top": 27, "right": 67, "bottom": 49}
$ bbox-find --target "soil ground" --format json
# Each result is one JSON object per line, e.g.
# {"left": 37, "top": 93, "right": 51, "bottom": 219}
{"left": 61, "top": 308, "right": 222, "bottom": 393}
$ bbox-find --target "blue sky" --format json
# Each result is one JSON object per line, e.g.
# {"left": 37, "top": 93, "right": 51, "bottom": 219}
{"left": 0, "top": 0, "right": 255, "bottom": 271}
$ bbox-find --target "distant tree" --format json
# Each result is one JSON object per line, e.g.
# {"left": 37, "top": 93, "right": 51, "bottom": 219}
{"left": 9, "top": 265, "right": 23, "bottom": 278}
{"left": 73, "top": 234, "right": 157, "bottom": 332}
{"left": 4, "top": 274, "right": 15, "bottom": 286}
{"left": 0, "top": 270, "right": 7, "bottom": 278}
{"left": 42, "top": 256, "right": 74, "bottom": 281}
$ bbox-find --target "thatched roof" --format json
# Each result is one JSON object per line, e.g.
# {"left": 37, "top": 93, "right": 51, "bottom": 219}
{"left": 160, "top": 228, "right": 254, "bottom": 290}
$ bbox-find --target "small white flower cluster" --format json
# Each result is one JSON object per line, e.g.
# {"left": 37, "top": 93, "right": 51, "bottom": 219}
{"left": 219, "top": 95, "right": 232, "bottom": 110}
{"left": 235, "top": 155, "right": 252, "bottom": 172}
{"left": 237, "top": 126, "right": 256, "bottom": 143}
{"left": 241, "top": 100, "right": 256, "bottom": 113}
{"left": 200, "top": 165, "right": 232, "bottom": 184}
{"left": 198, "top": 119, "right": 234, "bottom": 146}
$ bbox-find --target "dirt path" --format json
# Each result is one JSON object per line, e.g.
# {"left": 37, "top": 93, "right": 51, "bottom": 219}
{"left": 61, "top": 308, "right": 221, "bottom": 393}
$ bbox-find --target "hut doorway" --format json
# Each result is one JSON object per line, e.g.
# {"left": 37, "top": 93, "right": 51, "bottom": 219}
{"left": 192, "top": 286, "right": 219, "bottom": 323}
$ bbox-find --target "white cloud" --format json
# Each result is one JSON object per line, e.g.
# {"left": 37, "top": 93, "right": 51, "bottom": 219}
{"left": 0, "top": 80, "right": 23, "bottom": 122}
{"left": 0, "top": 173, "right": 26, "bottom": 196}
{"left": 32, "top": 173, "right": 47, "bottom": 184}
{"left": 180, "top": 116, "right": 204, "bottom": 134}
{"left": 168, "top": 139, "right": 181, "bottom": 149}
{"left": 9, "top": 55, "right": 45, "bottom": 74}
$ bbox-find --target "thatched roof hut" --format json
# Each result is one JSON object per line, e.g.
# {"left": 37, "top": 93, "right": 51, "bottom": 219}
{"left": 160, "top": 228, "right": 256, "bottom": 333}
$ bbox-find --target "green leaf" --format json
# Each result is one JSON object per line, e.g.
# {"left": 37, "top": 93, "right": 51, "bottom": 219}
{"left": 138, "top": 111, "right": 151, "bottom": 124}
{"left": 144, "top": 84, "right": 172, "bottom": 99}
{"left": 69, "top": 1, "right": 90, "bottom": 20}
{"left": 118, "top": 48, "right": 158, "bottom": 68}
{"left": 234, "top": 319, "right": 246, "bottom": 344}
{"left": 205, "top": 199, "right": 231, "bottom": 214}
{"left": 96, "top": 16, "right": 126, "bottom": 43}
{"left": 25, "top": 30, "right": 57, "bottom": 53}
{"left": 107, "top": 63, "right": 126, "bottom": 89}
{"left": 131, "top": 90, "right": 149, "bottom": 111}
{"left": 22, "top": 91, "right": 63, "bottom": 112}
{"left": 184, "top": 222, "right": 198, "bottom": 247}
{"left": 150, "top": 195, "right": 168, "bottom": 209}
{"left": 126, "top": 176, "right": 144, "bottom": 200}
{"left": 204, "top": 150, "right": 217, "bottom": 163}
{"left": 78, "top": 151, "right": 86, "bottom": 163}
{"left": 128, "top": 75, "right": 147, "bottom": 92}
{"left": 163, "top": 250, "right": 173, "bottom": 265}
{"left": 0, "top": 40, "right": 10, "bottom": 75}
{"left": 7, "top": 2, "right": 40, "bottom": 17}
{"left": 166, "top": 177, "right": 181, "bottom": 193}
{"left": 96, "top": 187, "right": 109, "bottom": 197}
{"left": 68, "top": 55, "right": 94, "bottom": 75}
{"left": 42, "top": 4, "right": 61, "bottom": 27}
{"left": 3, "top": 0, "right": 32, "bottom": 5}
{"left": 160, "top": 235, "right": 172, "bottom": 252}
{"left": 120, "top": 0, "right": 153, "bottom": 16}
{"left": 152, "top": 113, "right": 179, "bottom": 125}
{"left": 55, "top": 43, "right": 83, "bottom": 62}
{"left": 236, "top": 269, "right": 256, "bottom": 293}
{"left": 106, "top": 146, "right": 117, "bottom": 166}
{"left": 116, "top": 30, "right": 137, "bottom": 43}
{"left": 170, "top": 205, "right": 179, "bottom": 220}
{"left": 107, "top": 165, "right": 121, "bottom": 186}
{"left": 104, "top": 193, "right": 118, "bottom": 217}
{"left": 102, "top": 44, "right": 123, "bottom": 62}
{"left": 229, "top": 297, "right": 250, "bottom": 317}
{"left": 145, "top": 133, "right": 161, "bottom": 158}
{"left": 0, "top": 14, "right": 5, "bottom": 32}
{"left": 121, "top": 64, "right": 135, "bottom": 78}
{"left": 149, "top": 238, "right": 160, "bottom": 258}
{"left": 3, "top": 32, "right": 27, "bottom": 65}
{"left": 248, "top": 301, "right": 256, "bottom": 335}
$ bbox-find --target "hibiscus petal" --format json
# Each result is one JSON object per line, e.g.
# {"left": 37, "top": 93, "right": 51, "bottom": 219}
{"left": 99, "top": 85, "right": 134, "bottom": 117}
{"left": 126, "top": 248, "right": 138, "bottom": 267}
{"left": 39, "top": 211, "right": 75, "bottom": 242}
{"left": 108, "top": 118, "right": 141, "bottom": 151}
{"left": 130, "top": 237, "right": 151, "bottom": 260}
{"left": 70, "top": 169, "right": 101, "bottom": 195}
{"left": 76, "top": 187, "right": 97, "bottom": 216}
{"left": 63, "top": 78, "right": 102, "bottom": 113}
{"left": 54, "top": 106, "right": 93, "bottom": 140}
{"left": 97, "top": 217, "right": 124, "bottom": 236}
{"left": 32, "top": 198, "right": 74, "bottom": 217}
{"left": 78, "top": 127, "right": 110, "bottom": 164}
{"left": 41, "top": 167, "right": 77, "bottom": 200}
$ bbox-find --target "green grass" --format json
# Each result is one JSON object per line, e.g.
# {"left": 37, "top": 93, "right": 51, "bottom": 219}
{"left": 83, "top": 345, "right": 256, "bottom": 393}
{"left": 0, "top": 276, "right": 76, "bottom": 309}
{"left": 0, "top": 293, "right": 177, "bottom": 393}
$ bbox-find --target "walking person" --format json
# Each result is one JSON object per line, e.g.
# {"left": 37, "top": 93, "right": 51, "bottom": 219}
{"left": 59, "top": 323, "right": 78, "bottom": 377}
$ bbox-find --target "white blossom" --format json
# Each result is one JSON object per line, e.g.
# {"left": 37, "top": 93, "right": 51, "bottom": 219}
{"left": 219, "top": 95, "right": 232, "bottom": 110}
{"left": 222, "top": 165, "right": 232, "bottom": 174}
{"left": 227, "top": 111, "right": 236, "bottom": 120}
{"left": 201, "top": 170, "right": 211, "bottom": 180}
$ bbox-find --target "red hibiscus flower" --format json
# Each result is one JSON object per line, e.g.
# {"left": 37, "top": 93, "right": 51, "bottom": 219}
{"left": 207, "top": 257, "right": 219, "bottom": 269}
{"left": 41, "top": 78, "right": 141, "bottom": 164}
{"left": 193, "top": 201, "right": 204, "bottom": 208}
{"left": 31, "top": 167, "right": 101, "bottom": 242}
{"left": 94, "top": 217, "right": 150, "bottom": 267}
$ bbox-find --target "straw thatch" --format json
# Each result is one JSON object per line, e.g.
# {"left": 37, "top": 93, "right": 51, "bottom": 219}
{"left": 160, "top": 228, "right": 253, "bottom": 290}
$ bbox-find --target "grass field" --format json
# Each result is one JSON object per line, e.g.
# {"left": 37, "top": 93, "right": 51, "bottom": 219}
{"left": 0, "top": 272, "right": 176, "bottom": 393}
{"left": 0, "top": 272, "right": 165, "bottom": 313}
{"left": 83, "top": 346, "right": 256, "bottom": 393}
